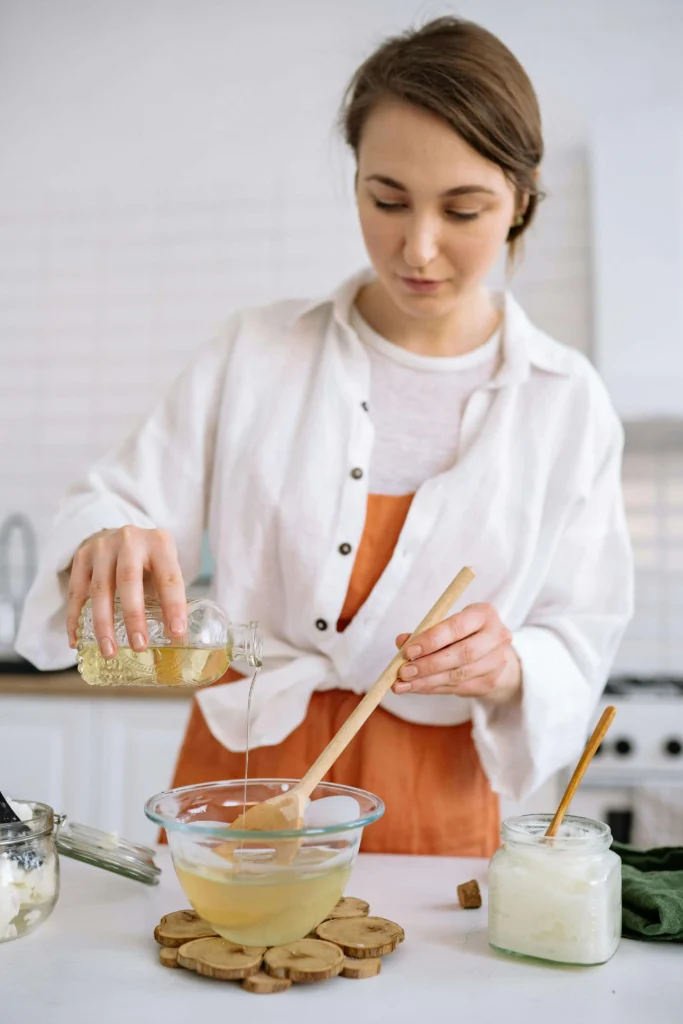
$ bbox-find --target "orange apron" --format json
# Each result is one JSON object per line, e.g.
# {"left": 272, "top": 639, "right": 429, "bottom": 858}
{"left": 171, "top": 494, "right": 500, "bottom": 857}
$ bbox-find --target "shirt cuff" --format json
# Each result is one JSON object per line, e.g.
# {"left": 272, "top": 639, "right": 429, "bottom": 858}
{"left": 470, "top": 625, "right": 595, "bottom": 802}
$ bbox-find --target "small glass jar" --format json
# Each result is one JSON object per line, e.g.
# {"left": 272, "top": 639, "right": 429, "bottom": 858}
{"left": 1, "top": 797, "right": 162, "bottom": 943}
{"left": 488, "top": 814, "right": 621, "bottom": 965}
{"left": 0, "top": 800, "right": 60, "bottom": 943}
{"left": 76, "top": 596, "right": 262, "bottom": 687}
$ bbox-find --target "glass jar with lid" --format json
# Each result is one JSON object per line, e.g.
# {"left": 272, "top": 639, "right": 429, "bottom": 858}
{"left": 76, "top": 596, "right": 262, "bottom": 687}
{"left": 0, "top": 800, "right": 60, "bottom": 942}
{"left": 1, "top": 797, "right": 160, "bottom": 943}
{"left": 488, "top": 813, "right": 621, "bottom": 965}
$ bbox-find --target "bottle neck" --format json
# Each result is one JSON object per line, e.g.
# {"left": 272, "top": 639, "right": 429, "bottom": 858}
{"left": 229, "top": 621, "right": 262, "bottom": 668}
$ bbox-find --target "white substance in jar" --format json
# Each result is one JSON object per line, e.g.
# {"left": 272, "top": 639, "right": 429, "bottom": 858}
{"left": 488, "top": 814, "right": 622, "bottom": 966}
{"left": 0, "top": 799, "right": 58, "bottom": 942}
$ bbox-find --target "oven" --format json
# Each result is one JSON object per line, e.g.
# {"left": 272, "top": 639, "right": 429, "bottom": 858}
{"left": 565, "top": 677, "right": 683, "bottom": 845}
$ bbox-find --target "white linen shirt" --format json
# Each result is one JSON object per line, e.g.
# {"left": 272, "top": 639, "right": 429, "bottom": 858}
{"left": 16, "top": 269, "right": 634, "bottom": 802}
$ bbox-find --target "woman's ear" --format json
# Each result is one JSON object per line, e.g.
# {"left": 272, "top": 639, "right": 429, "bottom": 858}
{"left": 517, "top": 169, "right": 540, "bottom": 219}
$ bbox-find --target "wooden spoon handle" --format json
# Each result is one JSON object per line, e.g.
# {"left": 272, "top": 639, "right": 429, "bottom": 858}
{"left": 545, "top": 705, "right": 617, "bottom": 837}
{"left": 298, "top": 566, "right": 476, "bottom": 801}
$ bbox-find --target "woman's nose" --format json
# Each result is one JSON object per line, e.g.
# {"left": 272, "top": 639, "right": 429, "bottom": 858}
{"left": 402, "top": 214, "right": 440, "bottom": 270}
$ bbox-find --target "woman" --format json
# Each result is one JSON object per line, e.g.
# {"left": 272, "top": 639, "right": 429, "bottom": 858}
{"left": 17, "top": 17, "right": 632, "bottom": 857}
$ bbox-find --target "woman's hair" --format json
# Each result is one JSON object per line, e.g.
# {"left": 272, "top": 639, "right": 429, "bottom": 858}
{"left": 341, "top": 16, "right": 544, "bottom": 255}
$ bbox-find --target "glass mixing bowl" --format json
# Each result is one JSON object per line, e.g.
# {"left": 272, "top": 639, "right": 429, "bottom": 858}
{"left": 145, "top": 779, "right": 384, "bottom": 946}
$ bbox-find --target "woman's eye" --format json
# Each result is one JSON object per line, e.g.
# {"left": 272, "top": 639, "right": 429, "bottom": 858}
{"left": 446, "top": 210, "right": 481, "bottom": 221}
{"left": 372, "top": 199, "right": 406, "bottom": 212}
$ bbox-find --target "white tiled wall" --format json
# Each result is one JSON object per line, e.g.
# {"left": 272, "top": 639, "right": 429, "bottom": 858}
{"left": 2, "top": 0, "right": 682, "bottom": 674}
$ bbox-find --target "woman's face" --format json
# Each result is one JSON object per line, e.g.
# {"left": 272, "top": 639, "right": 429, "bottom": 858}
{"left": 356, "top": 99, "right": 520, "bottom": 319}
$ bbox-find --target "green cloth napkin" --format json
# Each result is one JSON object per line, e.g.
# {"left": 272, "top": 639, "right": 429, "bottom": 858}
{"left": 612, "top": 842, "right": 683, "bottom": 941}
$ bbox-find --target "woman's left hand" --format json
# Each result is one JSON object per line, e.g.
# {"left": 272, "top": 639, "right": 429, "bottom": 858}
{"left": 392, "top": 603, "right": 522, "bottom": 704}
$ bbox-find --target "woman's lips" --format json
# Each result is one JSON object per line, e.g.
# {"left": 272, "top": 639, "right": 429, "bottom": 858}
{"left": 399, "top": 276, "right": 446, "bottom": 293}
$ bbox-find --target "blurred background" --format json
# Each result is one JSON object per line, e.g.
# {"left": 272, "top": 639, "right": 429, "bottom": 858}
{"left": 1, "top": 0, "right": 682, "bottom": 845}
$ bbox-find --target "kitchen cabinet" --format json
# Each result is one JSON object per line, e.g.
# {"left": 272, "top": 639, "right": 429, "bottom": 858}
{"left": 591, "top": 104, "right": 683, "bottom": 420}
{"left": 0, "top": 695, "right": 95, "bottom": 822}
{"left": 0, "top": 681, "right": 191, "bottom": 845}
{"left": 93, "top": 700, "right": 191, "bottom": 839}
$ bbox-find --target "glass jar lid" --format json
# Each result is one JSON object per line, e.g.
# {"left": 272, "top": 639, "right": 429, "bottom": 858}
{"left": 55, "top": 818, "right": 161, "bottom": 885}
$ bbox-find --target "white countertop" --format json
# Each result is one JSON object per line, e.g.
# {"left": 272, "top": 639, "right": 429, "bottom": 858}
{"left": 3, "top": 848, "right": 680, "bottom": 1024}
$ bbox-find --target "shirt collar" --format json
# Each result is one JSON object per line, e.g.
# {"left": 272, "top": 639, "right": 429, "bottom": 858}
{"left": 293, "top": 268, "right": 374, "bottom": 328}
{"left": 293, "top": 269, "right": 573, "bottom": 386}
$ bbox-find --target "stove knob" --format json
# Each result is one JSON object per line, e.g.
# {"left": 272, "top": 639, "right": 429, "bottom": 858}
{"left": 614, "top": 738, "right": 633, "bottom": 757}
{"left": 664, "top": 738, "right": 683, "bottom": 757}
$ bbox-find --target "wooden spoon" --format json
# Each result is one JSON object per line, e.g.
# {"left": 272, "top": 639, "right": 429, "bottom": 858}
{"left": 229, "top": 566, "right": 476, "bottom": 835}
{"left": 545, "top": 705, "right": 617, "bottom": 837}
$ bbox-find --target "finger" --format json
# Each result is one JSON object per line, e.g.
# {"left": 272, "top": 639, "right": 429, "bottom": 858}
{"left": 395, "top": 632, "right": 411, "bottom": 649}
{"left": 149, "top": 531, "right": 187, "bottom": 638}
{"left": 403, "top": 603, "right": 492, "bottom": 659}
{"left": 407, "top": 674, "right": 506, "bottom": 697}
{"left": 393, "top": 649, "right": 507, "bottom": 695}
{"left": 116, "top": 527, "right": 150, "bottom": 652}
{"left": 66, "top": 545, "right": 93, "bottom": 647}
{"left": 398, "top": 622, "right": 511, "bottom": 682}
{"left": 89, "top": 537, "right": 119, "bottom": 658}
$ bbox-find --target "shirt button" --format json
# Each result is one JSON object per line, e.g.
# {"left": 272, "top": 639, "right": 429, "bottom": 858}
{"left": 350, "top": 467, "right": 364, "bottom": 480}
{"left": 315, "top": 618, "right": 328, "bottom": 631}
{"left": 338, "top": 542, "right": 352, "bottom": 555}
{"left": 361, "top": 401, "right": 369, "bottom": 412}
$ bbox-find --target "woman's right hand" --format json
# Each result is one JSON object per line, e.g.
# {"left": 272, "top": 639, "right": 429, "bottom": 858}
{"left": 66, "top": 526, "right": 187, "bottom": 659}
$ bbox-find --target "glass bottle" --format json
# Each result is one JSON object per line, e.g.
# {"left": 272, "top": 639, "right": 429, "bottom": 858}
{"left": 488, "top": 813, "right": 621, "bottom": 965}
{"left": 75, "top": 596, "right": 262, "bottom": 687}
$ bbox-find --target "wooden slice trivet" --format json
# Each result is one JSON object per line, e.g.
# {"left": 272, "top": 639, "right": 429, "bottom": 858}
{"left": 341, "top": 955, "right": 382, "bottom": 979}
{"left": 153, "top": 901, "right": 404, "bottom": 993}
{"left": 316, "top": 917, "right": 404, "bottom": 958}
{"left": 154, "top": 909, "right": 217, "bottom": 948}
{"left": 159, "top": 947, "right": 180, "bottom": 968}
{"left": 177, "top": 936, "right": 266, "bottom": 980}
{"left": 263, "top": 939, "right": 344, "bottom": 982}
{"left": 325, "top": 896, "right": 370, "bottom": 920}
{"left": 242, "top": 971, "right": 293, "bottom": 994}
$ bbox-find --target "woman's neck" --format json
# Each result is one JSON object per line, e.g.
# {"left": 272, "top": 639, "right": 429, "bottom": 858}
{"left": 354, "top": 280, "right": 501, "bottom": 358}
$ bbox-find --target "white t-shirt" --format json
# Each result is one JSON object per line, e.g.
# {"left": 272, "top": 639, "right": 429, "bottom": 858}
{"left": 349, "top": 306, "right": 501, "bottom": 495}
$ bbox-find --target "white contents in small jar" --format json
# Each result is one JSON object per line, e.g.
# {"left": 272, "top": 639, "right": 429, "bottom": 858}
{"left": 0, "top": 800, "right": 59, "bottom": 942}
{"left": 488, "top": 814, "right": 621, "bottom": 966}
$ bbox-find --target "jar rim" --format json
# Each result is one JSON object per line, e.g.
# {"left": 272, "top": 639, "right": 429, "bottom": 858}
{"left": 502, "top": 813, "right": 612, "bottom": 849}
{"left": 0, "top": 799, "right": 55, "bottom": 845}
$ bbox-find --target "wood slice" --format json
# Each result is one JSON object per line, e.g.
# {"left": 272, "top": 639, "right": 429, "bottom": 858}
{"left": 263, "top": 939, "right": 344, "bottom": 982}
{"left": 242, "top": 971, "right": 293, "bottom": 994}
{"left": 177, "top": 936, "right": 266, "bottom": 980}
{"left": 325, "top": 897, "right": 370, "bottom": 920}
{"left": 316, "top": 917, "right": 404, "bottom": 958}
{"left": 159, "top": 947, "right": 180, "bottom": 969}
{"left": 342, "top": 955, "right": 382, "bottom": 979}
{"left": 154, "top": 909, "right": 217, "bottom": 948}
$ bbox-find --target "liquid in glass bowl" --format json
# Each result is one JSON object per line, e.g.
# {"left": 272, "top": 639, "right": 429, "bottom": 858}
{"left": 145, "top": 779, "right": 384, "bottom": 947}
